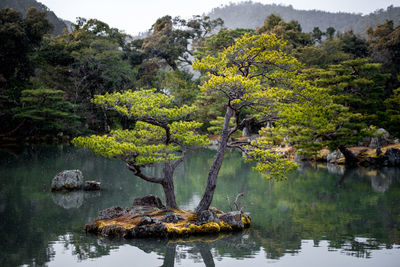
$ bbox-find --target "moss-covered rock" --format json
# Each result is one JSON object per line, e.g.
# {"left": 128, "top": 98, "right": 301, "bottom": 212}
{"left": 85, "top": 207, "right": 251, "bottom": 238}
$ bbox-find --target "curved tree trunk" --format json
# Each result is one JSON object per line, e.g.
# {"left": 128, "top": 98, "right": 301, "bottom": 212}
{"left": 162, "top": 162, "right": 178, "bottom": 209}
{"left": 338, "top": 145, "right": 359, "bottom": 167}
{"left": 195, "top": 106, "right": 233, "bottom": 214}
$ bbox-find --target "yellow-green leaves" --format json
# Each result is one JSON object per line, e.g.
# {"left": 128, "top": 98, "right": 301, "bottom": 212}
{"left": 170, "top": 121, "right": 209, "bottom": 147}
{"left": 73, "top": 89, "right": 206, "bottom": 167}
{"left": 193, "top": 32, "right": 336, "bottom": 179}
{"left": 93, "top": 89, "right": 195, "bottom": 121}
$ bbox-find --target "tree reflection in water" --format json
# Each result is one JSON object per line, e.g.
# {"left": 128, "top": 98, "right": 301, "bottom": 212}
{"left": 0, "top": 146, "right": 400, "bottom": 266}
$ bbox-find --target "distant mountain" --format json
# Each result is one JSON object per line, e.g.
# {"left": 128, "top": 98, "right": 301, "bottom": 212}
{"left": 0, "top": 0, "right": 69, "bottom": 35}
{"left": 208, "top": 1, "right": 400, "bottom": 34}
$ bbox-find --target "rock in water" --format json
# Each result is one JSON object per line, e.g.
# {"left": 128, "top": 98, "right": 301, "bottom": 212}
{"left": 133, "top": 195, "right": 166, "bottom": 209}
{"left": 51, "top": 170, "right": 84, "bottom": 191}
{"left": 385, "top": 148, "right": 400, "bottom": 166}
{"left": 83, "top": 181, "right": 101, "bottom": 191}
{"left": 196, "top": 210, "right": 219, "bottom": 225}
{"left": 327, "top": 150, "right": 344, "bottom": 164}
{"left": 219, "top": 211, "right": 244, "bottom": 230}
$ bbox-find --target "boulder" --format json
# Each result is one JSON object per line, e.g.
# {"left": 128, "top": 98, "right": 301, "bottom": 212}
{"left": 133, "top": 195, "right": 166, "bottom": 209}
{"left": 218, "top": 211, "right": 244, "bottom": 230}
{"left": 161, "top": 213, "right": 185, "bottom": 223}
{"left": 51, "top": 170, "right": 84, "bottom": 191}
{"left": 369, "top": 128, "right": 390, "bottom": 148}
{"left": 327, "top": 150, "right": 344, "bottom": 164}
{"left": 196, "top": 210, "right": 219, "bottom": 225}
{"left": 385, "top": 148, "right": 400, "bottom": 166}
{"left": 99, "top": 224, "right": 127, "bottom": 237}
{"left": 137, "top": 216, "right": 160, "bottom": 226}
{"left": 129, "top": 218, "right": 167, "bottom": 238}
{"left": 83, "top": 181, "right": 101, "bottom": 191}
{"left": 97, "top": 206, "right": 134, "bottom": 220}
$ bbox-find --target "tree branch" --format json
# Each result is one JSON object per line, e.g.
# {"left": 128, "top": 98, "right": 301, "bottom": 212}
{"left": 172, "top": 151, "right": 185, "bottom": 170}
{"left": 126, "top": 163, "right": 164, "bottom": 184}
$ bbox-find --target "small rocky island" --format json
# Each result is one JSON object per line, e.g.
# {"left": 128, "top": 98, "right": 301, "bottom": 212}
{"left": 85, "top": 195, "right": 251, "bottom": 238}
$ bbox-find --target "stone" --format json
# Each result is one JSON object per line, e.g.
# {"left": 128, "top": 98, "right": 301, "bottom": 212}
{"left": 133, "top": 195, "right": 166, "bottom": 209}
{"left": 51, "top": 170, "right": 84, "bottom": 191}
{"left": 327, "top": 150, "right": 344, "bottom": 164}
{"left": 385, "top": 148, "right": 400, "bottom": 166}
{"left": 129, "top": 220, "right": 167, "bottom": 238}
{"left": 196, "top": 210, "right": 219, "bottom": 225}
{"left": 161, "top": 213, "right": 185, "bottom": 223}
{"left": 209, "top": 206, "right": 224, "bottom": 215}
{"left": 369, "top": 128, "right": 390, "bottom": 148}
{"left": 137, "top": 216, "right": 160, "bottom": 226}
{"left": 376, "top": 128, "right": 390, "bottom": 140}
{"left": 97, "top": 206, "right": 134, "bottom": 220}
{"left": 83, "top": 180, "right": 101, "bottom": 191}
{"left": 219, "top": 211, "right": 244, "bottom": 230}
{"left": 99, "top": 225, "right": 127, "bottom": 237}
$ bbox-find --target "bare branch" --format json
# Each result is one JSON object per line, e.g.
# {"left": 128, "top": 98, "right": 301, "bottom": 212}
{"left": 171, "top": 151, "right": 185, "bottom": 170}
{"left": 126, "top": 163, "right": 164, "bottom": 184}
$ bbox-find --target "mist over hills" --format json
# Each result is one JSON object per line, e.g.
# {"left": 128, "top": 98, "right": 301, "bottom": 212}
{"left": 208, "top": 1, "right": 400, "bottom": 34}
{"left": 1, "top": 0, "right": 399, "bottom": 36}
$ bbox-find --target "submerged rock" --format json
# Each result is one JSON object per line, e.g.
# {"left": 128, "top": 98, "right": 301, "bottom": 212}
{"left": 51, "top": 170, "right": 84, "bottom": 191}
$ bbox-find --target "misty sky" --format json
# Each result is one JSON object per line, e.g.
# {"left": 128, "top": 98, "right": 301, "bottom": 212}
{"left": 38, "top": 0, "right": 400, "bottom": 35}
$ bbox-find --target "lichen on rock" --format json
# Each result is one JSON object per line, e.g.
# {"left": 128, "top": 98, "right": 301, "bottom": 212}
{"left": 85, "top": 196, "right": 251, "bottom": 238}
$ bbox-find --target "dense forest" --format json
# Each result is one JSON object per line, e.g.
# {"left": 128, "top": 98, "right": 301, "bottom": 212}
{"left": 0, "top": 1, "right": 399, "bottom": 152}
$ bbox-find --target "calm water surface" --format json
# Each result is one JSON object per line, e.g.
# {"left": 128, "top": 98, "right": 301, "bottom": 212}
{"left": 0, "top": 145, "right": 399, "bottom": 267}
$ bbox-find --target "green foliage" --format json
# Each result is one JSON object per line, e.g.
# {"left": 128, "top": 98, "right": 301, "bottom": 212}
{"left": 73, "top": 89, "right": 208, "bottom": 167}
{"left": 207, "top": 117, "right": 237, "bottom": 135}
{"left": 0, "top": 7, "right": 54, "bottom": 136}
{"left": 296, "top": 39, "right": 352, "bottom": 67}
{"left": 257, "top": 14, "right": 312, "bottom": 49}
{"left": 13, "top": 87, "right": 79, "bottom": 135}
{"left": 384, "top": 82, "right": 400, "bottom": 136}
{"left": 161, "top": 70, "right": 199, "bottom": 105}
{"left": 304, "top": 58, "right": 390, "bottom": 127}
{"left": 195, "top": 28, "right": 255, "bottom": 60}
{"left": 193, "top": 33, "right": 323, "bottom": 179}
{"left": 141, "top": 15, "right": 223, "bottom": 70}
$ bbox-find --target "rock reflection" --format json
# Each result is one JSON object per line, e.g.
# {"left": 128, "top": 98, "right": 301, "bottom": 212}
{"left": 52, "top": 191, "right": 102, "bottom": 209}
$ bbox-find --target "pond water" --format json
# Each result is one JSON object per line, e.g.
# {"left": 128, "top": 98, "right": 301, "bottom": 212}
{"left": 0, "top": 145, "right": 400, "bottom": 267}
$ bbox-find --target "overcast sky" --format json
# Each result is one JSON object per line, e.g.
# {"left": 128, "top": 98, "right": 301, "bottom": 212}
{"left": 38, "top": 0, "right": 400, "bottom": 35}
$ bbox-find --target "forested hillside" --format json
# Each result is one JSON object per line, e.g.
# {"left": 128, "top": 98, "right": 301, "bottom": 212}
{"left": 0, "top": 0, "right": 68, "bottom": 35}
{"left": 208, "top": 1, "right": 400, "bottom": 33}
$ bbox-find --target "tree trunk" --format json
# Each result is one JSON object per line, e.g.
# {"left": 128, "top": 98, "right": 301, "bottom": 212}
{"left": 338, "top": 145, "right": 359, "bottom": 167}
{"left": 162, "top": 163, "right": 178, "bottom": 209}
{"left": 195, "top": 106, "right": 233, "bottom": 214}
